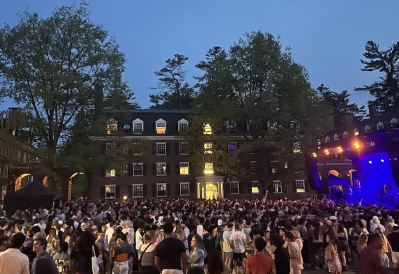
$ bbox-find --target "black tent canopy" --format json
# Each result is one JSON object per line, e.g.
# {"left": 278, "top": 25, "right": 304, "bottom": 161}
{"left": 4, "top": 181, "right": 61, "bottom": 214}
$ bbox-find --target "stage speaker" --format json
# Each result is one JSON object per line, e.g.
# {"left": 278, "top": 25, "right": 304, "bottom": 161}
{"left": 304, "top": 153, "right": 321, "bottom": 190}
{"left": 387, "top": 140, "right": 399, "bottom": 187}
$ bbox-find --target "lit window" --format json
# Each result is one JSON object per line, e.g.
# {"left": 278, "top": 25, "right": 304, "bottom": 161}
{"left": 377, "top": 122, "right": 384, "bottom": 130}
{"left": 273, "top": 180, "right": 282, "bottom": 193}
{"left": 133, "top": 163, "right": 143, "bottom": 176}
{"left": 250, "top": 161, "right": 257, "bottom": 174}
{"left": 179, "top": 142, "right": 189, "bottom": 155}
{"left": 204, "top": 163, "right": 214, "bottom": 175}
{"left": 156, "top": 163, "right": 167, "bottom": 176}
{"left": 156, "top": 119, "right": 167, "bottom": 134}
{"left": 106, "top": 119, "right": 118, "bottom": 135}
{"left": 179, "top": 182, "right": 190, "bottom": 196}
{"left": 354, "top": 129, "right": 359, "bottom": 136}
{"left": 228, "top": 142, "right": 237, "bottom": 154}
{"left": 203, "top": 123, "right": 212, "bottom": 134}
{"left": 334, "top": 134, "right": 339, "bottom": 141}
{"left": 204, "top": 142, "right": 212, "bottom": 154}
{"left": 105, "top": 185, "right": 116, "bottom": 199}
{"left": 179, "top": 162, "right": 189, "bottom": 175}
{"left": 156, "top": 183, "right": 167, "bottom": 197}
{"left": 132, "top": 184, "right": 143, "bottom": 198}
{"left": 343, "top": 131, "right": 348, "bottom": 138}
{"left": 123, "top": 165, "right": 128, "bottom": 174}
{"left": 364, "top": 125, "right": 371, "bottom": 132}
{"left": 105, "top": 143, "right": 116, "bottom": 156}
{"left": 132, "top": 118, "right": 144, "bottom": 133}
{"left": 293, "top": 141, "right": 301, "bottom": 153}
{"left": 251, "top": 181, "right": 259, "bottom": 194}
{"left": 106, "top": 169, "right": 116, "bottom": 177}
{"left": 133, "top": 143, "right": 143, "bottom": 156}
{"left": 156, "top": 142, "right": 166, "bottom": 155}
{"left": 230, "top": 181, "right": 239, "bottom": 194}
{"left": 295, "top": 180, "right": 305, "bottom": 192}
{"left": 178, "top": 119, "right": 189, "bottom": 131}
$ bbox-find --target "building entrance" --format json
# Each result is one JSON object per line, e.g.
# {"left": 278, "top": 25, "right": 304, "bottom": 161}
{"left": 205, "top": 182, "right": 218, "bottom": 199}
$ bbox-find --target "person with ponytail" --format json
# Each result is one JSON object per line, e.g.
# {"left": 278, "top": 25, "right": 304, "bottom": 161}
{"left": 139, "top": 230, "right": 158, "bottom": 274}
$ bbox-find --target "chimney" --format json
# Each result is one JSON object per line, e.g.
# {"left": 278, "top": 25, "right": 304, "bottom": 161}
{"left": 369, "top": 103, "right": 377, "bottom": 118}
{"left": 343, "top": 114, "right": 354, "bottom": 126}
{"left": 325, "top": 115, "right": 335, "bottom": 132}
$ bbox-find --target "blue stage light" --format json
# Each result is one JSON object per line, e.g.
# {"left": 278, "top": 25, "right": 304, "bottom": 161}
{"left": 368, "top": 161, "right": 372, "bottom": 164}
{"left": 381, "top": 159, "right": 384, "bottom": 162}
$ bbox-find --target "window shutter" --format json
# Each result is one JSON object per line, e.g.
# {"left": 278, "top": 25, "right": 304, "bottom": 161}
{"left": 166, "top": 163, "right": 171, "bottom": 175}
{"left": 248, "top": 182, "right": 252, "bottom": 194}
{"left": 100, "top": 186, "right": 105, "bottom": 199}
{"left": 268, "top": 182, "right": 274, "bottom": 193}
{"left": 175, "top": 163, "right": 180, "bottom": 175}
{"left": 292, "top": 181, "right": 297, "bottom": 193}
{"left": 143, "top": 164, "right": 147, "bottom": 176}
{"left": 189, "top": 163, "right": 193, "bottom": 175}
{"left": 115, "top": 168, "right": 121, "bottom": 177}
{"left": 305, "top": 180, "right": 310, "bottom": 192}
{"left": 190, "top": 182, "right": 196, "bottom": 197}
{"left": 152, "top": 143, "right": 156, "bottom": 155}
{"left": 166, "top": 143, "right": 170, "bottom": 155}
{"left": 239, "top": 182, "right": 244, "bottom": 194}
{"left": 176, "top": 183, "right": 180, "bottom": 196}
{"left": 152, "top": 184, "right": 157, "bottom": 197}
{"left": 128, "top": 185, "right": 133, "bottom": 198}
{"left": 282, "top": 183, "right": 287, "bottom": 193}
{"left": 175, "top": 143, "right": 179, "bottom": 155}
{"left": 116, "top": 186, "right": 121, "bottom": 198}
{"left": 128, "top": 164, "right": 133, "bottom": 176}
{"left": 143, "top": 185, "right": 148, "bottom": 197}
{"left": 101, "top": 168, "right": 106, "bottom": 177}
{"left": 167, "top": 183, "right": 171, "bottom": 197}
{"left": 152, "top": 164, "right": 156, "bottom": 175}
{"left": 225, "top": 183, "right": 230, "bottom": 195}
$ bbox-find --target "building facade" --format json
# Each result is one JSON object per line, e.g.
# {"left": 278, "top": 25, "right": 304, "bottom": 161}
{"left": 90, "top": 109, "right": 314, "bottom": 201}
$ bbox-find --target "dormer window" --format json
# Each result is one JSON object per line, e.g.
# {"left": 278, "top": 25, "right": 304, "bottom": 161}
{"left": 390, "top": 118, "right": 398, "bottom": 124}
{"left": 132, "top": 118, "right": 144, "bottom": 134}
{"left": 325, "top": 136, "right": 330, "bottom": 143}
{"left": 343, "top": 131, "right": 348, "bottom": 138}
{"left": 377, "top": 121, "right": 384, "bottom": 130}
{"left": 354, "top": 128, "right": 359, "bottom": 136}
{"left": 365, "top": 125, "right": 371, "bottom": 132}
{"left": 106, "top": 119, "right": 118, "bottom": 135}
{"left": 156, "top": 119, "right": 167, "bottom": 134}
{"left": 178, "top": 118, "right": 189, "bottom": 131}
{"left": 334, "top": 134, "right": 339, "bottom": 141}
{"left": 203, "top": 123, "right": 212, "bottom": 135}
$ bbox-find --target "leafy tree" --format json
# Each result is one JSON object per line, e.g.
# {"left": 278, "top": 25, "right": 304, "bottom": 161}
{"left": 150, "top": 54, "right": 195, "bottom": 109}
{"left": 317, "top": 84, "right": 366, "bottom": 122}
{"left": 356, "top": 41, "right": 399, "bottom": 113}
{"left": 186, "top": 32, "right": 328, "bottom": 197}
{"left": 0, "top": 3, "right": 137, "bottom": 188}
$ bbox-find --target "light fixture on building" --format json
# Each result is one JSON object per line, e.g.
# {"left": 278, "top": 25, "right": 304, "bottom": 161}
{"left": 123, "top": 195, "right": 127, "bottom": 200}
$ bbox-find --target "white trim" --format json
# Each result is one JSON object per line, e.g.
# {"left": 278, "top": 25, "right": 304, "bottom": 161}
{"left": 364, "top": 125, "right": 371, "bottom": 132}
{"left": 179, "top": 162, "right": 190, "bottom": 175}
{"left": 132, "top": 184, "right": 143, "bottom": 198}
{"left": 273, "top": 180, "right": 282, "bottom": 193}
{"left": 133, "top": 163, "right": 144, "bottom": 176}
{"left": 325, "top": 136, "right": 330, "bottom": 143}
{"left": 156, "top": 183, "right": 167, "bottom": 197}
{"left": 295, "top": 180, "right": 305, "bottom": 192}
{"left": 123, "top": 165, "right": 128, "bottom": 174}
{"left": 156, "top": 142, "right": 167, "bottom": 155}
{"left": 155, "top": 118, "right": 167, "bottom": 134}
{"left": 333, "top": 134, "right": 339, "bottom": 141}
{"left": 230, "top": 181, "right": 239, "bottom": 194}
{"left": 156, "top": 162, "right": 167, "bottom": 176}
{"left": 390, "top": 118, "right": 398, "bottom": 124}
{"left": 105, "top": 184, "right": 116, "bottom": 199}
{"left": 251, "top": 181, "right": 259, "bottom": 194}
{"left": 132, "top": 118, "right": 144, "bottom": 133}
{"left": 354, "top": 128, "right": 359, "bottom": 136}
{"left": 179, "top": 182, "right": 190, "bottom": 196}
{"left": 178, "top": 118, "right": 189, "bottom": 131}
{"left": 343, "top": 131, "right": 348, "bottom": 138}
{"left": 179, "top": 142, "right": 189, "bottom": 155}
{"left": 377, "top": 121, "right": 384, "bottom": 130}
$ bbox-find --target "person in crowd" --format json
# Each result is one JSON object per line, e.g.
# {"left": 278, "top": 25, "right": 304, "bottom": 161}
{"left": 222, "top": 223, "right": 234, "bottom": 271}
{"left": 207, "top": 250, "right": 229, "bottom": 274}
{"left": 187, "top": 234, "right": 205, "bottom": 274}
{"left": 387, "top": 224, "right": 399, "bottom": 268}
{"left": 324, "top": 233, "right": 342, "bottom": 274}
{"left": 0, "top": 232, "right": 29, "bottom": 274}
{"left": 68, "top": 230, "right": 99, "bottom": 274}
{"left": 270, "top": 233, "right": 290, "bottom": 274}
{"left": 112, "top": 232, "right": 135, "bottom": 274}
{"left": 139, "top": 230, "right": 158, "bottom": 274}
{"left": 0, "top": 236, "right": 8, "bottom": 252}
{"left": 373, "top": 227, "right": 391, "bottom": 267}
{"left": 230, "top": 222, "right": 247, "bottom": 273}
{"left": 286, "top": 231, "right": 303, "bottom": 274}
{"left": 246, "top": 237, "right": 276, "bottom": 274}
{"left": 31, "top": 237, "right": 58, "bottom": 274}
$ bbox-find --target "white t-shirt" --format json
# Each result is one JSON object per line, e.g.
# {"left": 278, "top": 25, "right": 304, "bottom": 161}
{"left": 229, "top": 230, "right": 246, "bottom": 253}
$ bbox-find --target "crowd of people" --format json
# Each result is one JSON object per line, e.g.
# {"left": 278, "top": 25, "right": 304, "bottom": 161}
{"left": 0, "top": 197, "right": 398, "bottom": 274}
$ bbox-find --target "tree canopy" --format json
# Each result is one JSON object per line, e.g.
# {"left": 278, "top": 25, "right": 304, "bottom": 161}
{"left": 356, "top": 40, "right": 399, "bottom": 113}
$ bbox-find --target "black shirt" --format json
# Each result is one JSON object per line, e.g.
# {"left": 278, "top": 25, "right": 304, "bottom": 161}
{"left": 203, "top": 233, "right": 215, "bottom": 254}
{"left": 273, "top": 246, "right": 290, "bottom": 274}
{"left": 154, "top": 237, "right": 186, "bottom": 270}
{"left": 387, "top": 232, "right": 399, "bottom": 252}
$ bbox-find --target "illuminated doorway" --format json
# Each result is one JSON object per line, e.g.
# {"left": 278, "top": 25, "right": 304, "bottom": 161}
{"left": 205, "top": 182, "right": 218, "bottom": 199}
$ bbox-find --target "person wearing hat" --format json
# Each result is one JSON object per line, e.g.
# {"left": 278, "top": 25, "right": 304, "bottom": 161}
{"left": 370, "top": 216, "right": 385, "bottom": 234}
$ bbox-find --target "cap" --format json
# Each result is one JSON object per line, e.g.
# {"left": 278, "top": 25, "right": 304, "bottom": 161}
{"left": 329, "top": 216, "right": 337, "bottom": 221}
{"left": 217, "top": 219, "right": 223, "bottom": 226}
{"left": 58, "top": 220, "right": 63, "bottom": 225}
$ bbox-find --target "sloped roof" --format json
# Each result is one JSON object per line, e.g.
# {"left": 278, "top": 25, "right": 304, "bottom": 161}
{"left": 6, "top": 181, "right": 61, "bottom": 199}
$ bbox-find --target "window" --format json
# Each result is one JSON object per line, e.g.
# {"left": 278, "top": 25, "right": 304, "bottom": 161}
{"left": 343, "top": 131, "right": 348, "bottom": 138}
{"left": 390, "top": 118, "right": 398, "bottom": 124}
{"left": 295, "top": 180, "right": 305, "bottom": 193}
{"left": 273, "top": 180, "right": 282, "bottom": 193}
{"left": 156, "top": 119, "right": 167, "bottom": 134}
{"left": 325, "top": 136, "right": 330, "bottom": 143}
{"left": 123, "top": 165, "right": 128, "bottom": 174}
{"left": 228, "top": 142, "right": 237, "bottom": 154}
{"left": 132, "top": 184, "right": 143, "bottom": 198}
{"left": 230, "top": 181, "right": 239, "bottom": 194}
{"left": 204, "top": 163, "right": 214, "bottom": 175}
{"left": 225, "top": 121, "right": 236, "bottom": 129}
{"left": 2, "top": 165, "right": 7, "bottom": 179}
{"left": 105, "top": 143, "right": 116, "bottom": 156}
{"left": 179, "top": 142, "right": 189, "bottom": 155}
{"left": 106, "top": 169, "right": 116, "bottom": 177}
{"left": 250, "top": 142, "right": 255, "bottom": 154}
{"left": 133, "top": 163, "right": 143, "bottom": 176}
{"left": 179, "top": 162, "right": 189, "bottom": 175}
{"left": 203, "top": 123, "right": 212, "bottom": 134}
{"left": 334, "top": 134, "right": 339, "bottom": 141}
{"left": 178, "top": 119, "right": 189, "bottom": 131}
{"left": 377, "top": 122, "right": 384, "bottom": 130}
{"left": 204, "top": 142, "right": 212, "bottom": 154}
{"left": 156, "top": 163, "right": 167, "bottom": 176}
{"left": 123, "top": 146, "right": 128, "bottom": 153}
{"left": 293, "top": 141, "right": 301, "bottom": 153}
{"left": 132, "top": 118, "right": 144, "bottom": 133}
{"left": 133, "top": 143, "right": 143, "bottom": 156}
{"left": 106, "top": 119, "right": 118, "bottom": 135}
{"left": 354, "top": 128, "right": 359, "bottom": 136}
{"left": 364, "top": 125, "right": 371, "bottom": 132}
{"left": 105, "top": 185, "right": 116, "bottom": 199}
{"left": 250, "top": 161, "right": 257, "bottom": 174}
{"left": 251, "top": 181, "right": 259, "bottom": 194}
{"left": 156, "top": 183, "right": 167, "bottom": 197}
{"left": 180, "top": 182, "right": 190, "bottom": 196}
{"left": 156, "top": 142, "right": 166, "bottom": 155}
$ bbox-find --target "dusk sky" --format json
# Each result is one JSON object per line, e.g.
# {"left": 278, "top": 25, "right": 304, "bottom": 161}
{"left": 2, "top": 0, "right": 399, "bottom": 110}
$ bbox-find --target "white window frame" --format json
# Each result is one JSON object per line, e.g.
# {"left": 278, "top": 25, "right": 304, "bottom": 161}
{"left": 178, "top": 118, "right": 189, "bottom": 131}
{"left": 364, "top": 125, "right": 371, "bottom": 132}
{"left": 390, "top": 118, "right": 398, "bottom": 124}
{"left": 343, "top": 131, "right": 348, "bottom": 138}
{"left": 179, "top": 162, "right": 189, "bottom": 175}
{"left": 179, "top": 142, "right": 189, "bottom": 155}
{"left": 105, "top": 185, "right": 116, "bottom": 199}
{"left": 204, "top": 142, "right": 212, "bottom": 154}
{"left": 106, "top": 169, "right": 116, "bottom": 177}
{"left": 333, "top": 134, "right": 339, "bottom": 141}
{"left": 156, "top": 162, "right": 167, "bottom": 176}
{"left": 273, "top": 180, "right": 282, "bottom": 193}
{"left": 179, "top": 182, "right": 190, "bottom": 196}
{"left": 133, "top": 143, "right": 143, "bottom": 156}
{"left": 250, "top": 161, "right": 257, "bottom": 174}
{"left": 132, "top": 118, "right": 144, "bottom": 133}
{"left": 123, "top": 165, "right": 128, "bottom": 174}
{"left": 132, "top": 184, "right": 143, "bottom": 198}
{"left": 295, "top": 180, "right": 306, "bottom": 193}
{"left": 156, "top": 183, "right": 167, "bottom": 197}
{"left": 203, "top": 123, "right": 212, "bottom": 134}
{"left": 354, "top": 128, "right": 359, "bottom": 136}
{"left": 156, "top": 142, "right": 166, "bottom": 155}
{"left": 106, "top": 119, "right": 118, "bottom": 134}
{"left": 377, "top": 122, "right": 384, "bottom": 130}
{"left": 204, "top": 162, "right": 214, "bottom": 175}
{"left": 105, "top": 143, "right": 116, "bottom": 156}
{"left": 225, "top": 120, "right": 236, "bottom": 129}
{"left": 230, "top": 181, "right": 240, "bottom": 195}
{"left": 133, "top": 163, "right": 143, "bottom": 176}
{"left": 251, "top": 181, "right": 259, "bottom": 194}
{"left": 325, "top": 136, "right": 330, "bottom": 143}
{"left": 155, "top": 118, "right": 167, "bottom": 134}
